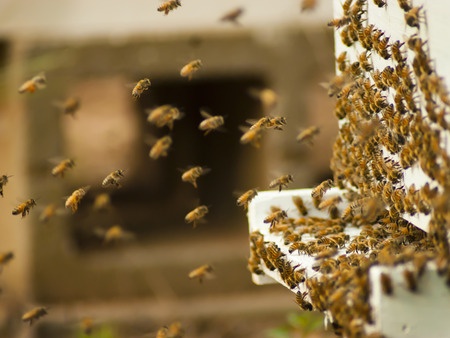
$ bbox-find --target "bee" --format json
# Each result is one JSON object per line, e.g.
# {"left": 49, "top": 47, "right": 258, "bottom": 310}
{"left": 248, "top": 88, "right": 278, "bottom": 113}
{"left": 311, "top": 179, "right": 333, "bottom": 207}
{"left": 22, "top": 307, "right": 48, "bottom": 326}
{"left": 398, "top": 0, "right": 412, "bottom": 11}
{"left": 373, "top": 0, "right": 386, "bottom": 7}
{"left": 12, "top": 199, "right": 37, "bottom": 218}
{"left": 53, "top": 97, "right": 80, "bottom": 117}
{"left": 0, "top": 174, "right": 12, "bottom": 197}
{"left": 18, "top": 72, "right": 46, "bottom": 94}
{"left": 132, "top": 78, "right": 151, "bottom": 99}
{"left": 405, "top": 6, "right": 423, "bottom": 28}
{"left": 185, "top": 205, "right": 209, "bottom": 228}
{"left": 264, "top": 209, "right": 288, "bottom": 228}
{"left": 380, "top": 273, "right": 393, "bottom": 295}
{"left": 39, "top": 203, "right": 57, "bottom": 223}
{"left": 181, "top": 166, "right": 210, "bottom": 188}
{"left": 180, "top": 59, "right": 202, "bottom": 80}
{"left": 327, "top": 17, "right": 351, "bottom": 29}
{"left": 269, "top": 174, "right": 294, "bottom": 192}
{"left": 93, "top": 193, "right": 111, "bottom": 212}
{"left": 102, "top": 225, "right": 134, "bottom": 244}
{"left": 301, "top": 0, "right": 317, "bottom": 12}
{"left": 295, "top": 291, "right": 313, "bottom": 311}
{"left": 296, "top": 126, "right": 320, "bottom": 145}
{"left": 239, "top": 126, "right": 264, "bottom": 148}
{"left": 102, "top": 169, "right": 125, "bottom": 188}
{"left": 220, "top": 7, "right": 244, "bottom": 24}
{"left": 149, "top": 135, "right": 172, "bottom": 159}
{"left": 292, "top": 196, "right": 308, "bottom": 216}
{"left": 157, "top": 0, "right": 181, "bottom": 15}
{"left": 65, "top": 186, "right": 89, "bottom": 213}
{"left": 236, "top": 188, "right": 258, "bottom": 210}
{"left": 146, "top": 105, "right": 183, "bottom": 130}
{"left": 156, "top": 326, "right": 169, "bottom": 338}
{"left": 403, "top": 269, "right": 417, "bottom": 292}
{"left": 167, "top": 321, "right": 184, "bottom": 338}
{"left": 80, "top": 317, "right": 94, "bottom": 335}
{"left": 188, "top": 264, "right": 214, "bottom": 283}
{"left": 0, "top": 251, "right": 13, "bottom": 272}
{"left": 318, "top": 196, "right": 342, "bottom": 210}
{"left": 198, "top": 110, "right": 225, "bottom": 135}
{"left": 51, "top": 159, "right": 75, "bottom": 178}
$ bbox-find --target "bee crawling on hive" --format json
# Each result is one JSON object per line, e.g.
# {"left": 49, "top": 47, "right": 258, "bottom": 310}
{"left": 22, "top": 307, "right": 48, "bottom": 326}
{"left": 0, "top": 174, "right": 12, "bottom": 197}
{"left": 236, "top": 188, "right": 258, "bottom": 210}
{"left": 102, "top": 169, "right": 125, "bottom": 188}
{"left": 180, "top": 59, "right": 202, "bottom": 80}
{"left": 18, "top": 72, "right": 46, "bottom": 94}
{"left": 189, "top": 264, "right": 214, "bottom": 283}
{"left": 157, "top": 0, "right": 181, "bottom": 15}
{"left": 269, "top": 174, "right": 294, "bottom": 192}
{"left": 198, "top": 110, "right": 225, "bottom": 135}
{"left": 131, "top": 78, "right": 151, "bottom": 99}
{"left": 65, "top": 186, "right": 89, "bottom": 213}
{"left": 295, "top": 291, "right": 313, "bottom": 311}
{"left": 12, "top": 199, "right": 37, "bottom": 218}
{"left": 185, "top": 205, "right": 209, "bottom": 228}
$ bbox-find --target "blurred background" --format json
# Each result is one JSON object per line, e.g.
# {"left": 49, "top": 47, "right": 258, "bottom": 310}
{"left": 0, "top": 0, "right": 337, "bottom": 337}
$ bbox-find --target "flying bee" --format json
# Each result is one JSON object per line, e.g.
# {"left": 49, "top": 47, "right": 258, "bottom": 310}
{"left": 146, "top": 105, "right": 184, "bottom": 130}
{"left": 236, "top": 188, "right": 258, "bottom": 210}
{"left": 149, "top": 135, "right": 172, "bottom": 159}
{"left": 185, "top": 205, "right": 209, "bottom": 228}
{"left": 295, "top": 291, "right": 313, "bottom": 311}
{"left": 220, "top": 7, "right": 244, "bottom": 25}
{"left": 188, "top": 264, "right": 214, "bottom": 283}
{"left": 248, "top": 88, "right": 278, "bottom": 113}
{"left": 157, "top": 0, "right": 181, "bottom": 15}
{"left": 0, "top": 174, "right": 12, "bottom": 197}
{"left": 301, "top": 0, "right": 317, "bottom": 12}
{"left": 296, "top": 126, "right": 320, "bottom": 145}
{"left": 292, "top": 195, "right": 308, "bottom": 216}
{"left": 12, "top": 199, "right": 37, "bottom": 218}
{"left": 180, "top": 59, "right": 202, "bottom": 80}
{"left": 51, "top": 158, "right": 75, "bottom": 178}
{"left": 266, "top": 116, "right": 287, "bottom": 130}
{"left": 39, "top": 203, "right": 57, "bottom": 223}
{"left": 198, "top": 110, "right": 225, "bottom": 135}
{"left": 0, "top": 251, "right": 13, "bottom": 272}
{"left": 269, "top": 174, "right": 294, "bottom": 192}
{"left": 80, "top": 317, "right": 94, "bottom": 335}
{"left": 53, "top": 97, "right": 80, "bottom": 117}
{"left": 65, "top": 186, "right": 89, "bottom": 213}
{"left": 93, "top": 193, "right": 111, "bottom": 212}
{"left": 311, "top": 179, "right": 334, "bottom": 207}
{"left": 131, "top": 78, "right": 151, "bottom": 99}
{"left": 156, "top": 326, "right": 169, "bottom": 338}
{"left": 181, "top": 166, "right": 210, "bottom": 188}
{"left": 102, "top": 169, "right": 125, "bottom": 188}
{"left": 22, "top": 307, "right": 48, "bottom": 326}
{"left": 318, "top": 196, "right": 342, "bottom": 210}
{"left": 167, "top": 321, "right": 184, "bottom": 338}
{"left": 239, "top": 125, "right": 264, "bottom": 148}
{"left": 18, "top": 72, "right": 46, "bottom": 94}
{"left": 102, "top": 225, "right": 134, "bottom": 244}
{"left": 264, "top": 209, "right": 288, "bottom": 228}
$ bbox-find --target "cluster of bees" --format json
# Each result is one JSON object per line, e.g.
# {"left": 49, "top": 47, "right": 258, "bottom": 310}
{"left": 247, "top": 0, "right": 450, "bottom": 337}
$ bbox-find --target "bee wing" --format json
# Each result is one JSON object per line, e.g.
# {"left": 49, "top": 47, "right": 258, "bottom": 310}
{"left": 124, "top": 82, "right": 138, "bottom": 88}
{"left": 200, "top": 109, "right": 213, "bottom": 119}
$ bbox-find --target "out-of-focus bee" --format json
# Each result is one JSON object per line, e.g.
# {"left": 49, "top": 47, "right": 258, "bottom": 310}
{"left": 0, "top": 251, "right": 13, "bottom": 272}
{"left": 403, "top": 269, "right": 417, "bottom": 292}
{"left": 65, "top": 186, "right": 89, "bottom": 213}
{"left": 405, "top": 6, "right": 423, "bottom": 28}
{"left": 102, "top": 169, "right": 125, "bottom": 188}
{"left": 93, "top": 193, "right": 111, "bottom": 212}
{"left": 297, "top": 126, "right": 320, "bottom": 145}
{"left": 295, "top": 291, "right": 313, "bottom": 311}
{"left": 0, "top": 174, "right": 12, "bottom": 197}
{"left": 156, "top": 326, "right": 169, "bottom": 338}
{"left": 236, "top": 188, "right": 258, "bottom": 210}
{"left": 373, "top": 0, "right": 386, "bottom": 7}
{"left": 248, "top": 88, "right": 278, "bottom": 113}
{"left": 292, "top": 196, "right": 308, "bottom": 216}
{"left": 146, "top": 105, "right": 184, "bottom": 130}
{"left": 311, "top": 179, "right": 334, "bottom": 207}
{"left": 247, "top": 116, "right": 286, "bottom": 131}
{"left": 318, "top": 196, "right": 342, "bottom": 219}
{"left": 239, "top": 126, "right": 264, "bottom": 148}
{"left": 12, "top": 199, "right": 37, "bottom": 218}
{"left": 132, "top": 78, "right": 151, "bottom": 99}
{"left": 185, "top": 205, "right": 209, "bottom": 228}
{"left": 188, "top": 264, "right": 214, "bottom": 283}
{"left": 264, "top": 209, "right": 288, "bottom": 228}
{"left": 18, "top": 73, "right": 46, "bottom": 94}
{"left": 220, "top": 7, "right": 244, "bottom": 25}
{"left": 301, "top": 0, "right": 317, "bottom": 12}
{"left": 53, "top": 97, "right": 80, "bottom": 117}
{"left": 269, "top": 174, "right": 294, "bottom": 192}
{"left": 157, "top": 0, "right": 181, "bottom": 15}
{"left": 80, "top": 317, "right": 94, "bottom": 335}
{"left": 101, "top": 225, "right": 134, "bottom": 244}
{"left": 181, "top": 166, "right": 210, "bottom": 188}
{"left": 51, "top": 159, "right": 75, "bottom": 178}
{"left": 198, "top": 110, "right": 225, "bottom": 135}
{"left": 149, "top": 135, "right": 173, "bottom": 159}
{"left": 22, "top": 307, "right": 48, "bottom": 326}
{"left": 398, "top": 0, "right": 412, "bottom": 12}
{"left": 39, "top": 203, "right": 58, "bottom": 223}
{"left": 180, "top": 59, "right": 202, "bottom": 80}
{"left": 380, "top": 273, "right": 393, "bottom": 295}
